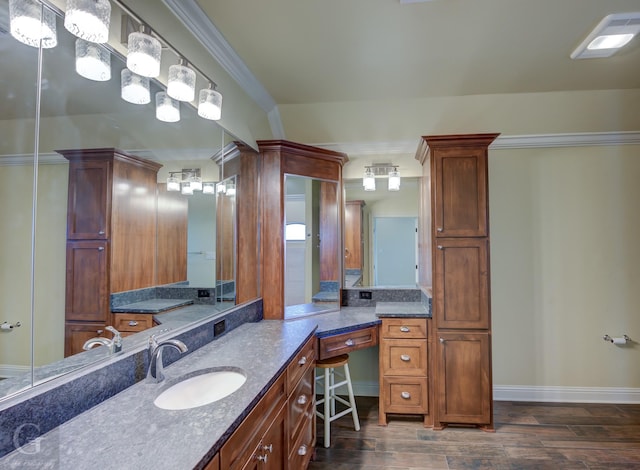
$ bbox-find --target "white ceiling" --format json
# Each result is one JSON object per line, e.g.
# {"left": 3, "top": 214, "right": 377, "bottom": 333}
{"left": 193, "top": 0, "right": 640, "bottom": 141}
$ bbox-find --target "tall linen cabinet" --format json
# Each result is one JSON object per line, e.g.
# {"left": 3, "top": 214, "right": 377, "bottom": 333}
{"left": 416, "top": 134, "right": 498, "bottom": 430}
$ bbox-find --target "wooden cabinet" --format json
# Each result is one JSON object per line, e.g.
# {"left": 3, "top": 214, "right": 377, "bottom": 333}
{"left": 112, "top": 313, "right": 155, "bottom": 337}
{"left": 317, "top": 325, "right": 378, "bottom": 360}
{"left": 379, "top": 318, "right": 431, "bottom": 426}
{"left": 344, "top": 200, "right": 364, "bottom": 270}
{"left": 436, "top": 332, "right": 491, "bottom": 425}
{"left": 60, "top": 148, "right": 162, "bottom": 356}
{"left": 417, "top": 134, "right": 497, "bottom": 430}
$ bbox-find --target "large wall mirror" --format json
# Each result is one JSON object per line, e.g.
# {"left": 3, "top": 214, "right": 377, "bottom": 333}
{"left": 0, "top": 0, "right": 256, "bottom": 400}
{"left": 343, "top": 156, "right": 423, "bottom": 288}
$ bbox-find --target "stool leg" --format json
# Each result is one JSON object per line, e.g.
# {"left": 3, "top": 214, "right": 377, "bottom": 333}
{"left": 324, "top": 367, "right": 331, "bottom": 448}
{"left": 329, "top": 367, "right": 336, "bottom": 417}
{"left": 343, "top": 363, "right": 360, "bottom": 431}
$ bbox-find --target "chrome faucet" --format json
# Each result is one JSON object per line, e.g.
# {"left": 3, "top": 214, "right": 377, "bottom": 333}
{"left": 82, "top": 326, "right": 123, "bottom": 354}
{"left": 146, "top": 334, "right": 188, "bottom": 384}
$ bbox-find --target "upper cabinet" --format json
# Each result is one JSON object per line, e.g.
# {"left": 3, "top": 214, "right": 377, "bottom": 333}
{"left": 344, "top": 200, "right": 365, "bottom": 271}
{"left": 66, "top": 159, "right": 112, "bottom": 240}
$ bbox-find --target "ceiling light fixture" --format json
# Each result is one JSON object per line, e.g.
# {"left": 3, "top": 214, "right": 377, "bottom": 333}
{"left": 198, "top": 83, "right": 223, "bottom": 120}
{"left": 64, "top": 0, "right": 111, "bottom": 44}
{"left": 166, "top": 169, "right": 213, "bottom": 195}
{"left": 155, "top": 92, "right": 180, "bottom": 123}
{"left": 121, "top": 68, "right": 150, "bottom": 104}
{"left": 388, "top": 167, "right": 401, "bottom": 191}
{"left": 363, "top": 167, "right": 376, "bottom": 191}
{"left": 9, "top": 0, "right": 57, "bottom": 48}
{"left": 363, "top": 164, "right": 401, "bottom": 191}
{"left": 127, "top": 25, "right": 161, "bottom": 77}
{"left": 571, "top": 12, "right": 640, "bottom": 59}
{"left": 75, "top": 39, "right": 110, "bottom": 81}
{"left": 167, "top": 59, "right": 196, "bottom": 102}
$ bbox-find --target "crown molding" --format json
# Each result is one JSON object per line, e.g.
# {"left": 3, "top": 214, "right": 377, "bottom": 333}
{"left": 314, "top": 131, "right": 640, "bottom": 156}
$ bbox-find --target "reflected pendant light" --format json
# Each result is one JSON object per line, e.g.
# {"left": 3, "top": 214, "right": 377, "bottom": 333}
{"left": 202, "top": 182, "right": 215, "bottom": 194}
{"left": 388, "top": 168, "right": 401, "bottom": 191}
{"left": 181, "top": 182, "right": 193, "bottom": 195}
{"left": 155, "top": 92, "right": 180, "bottom": 123}
{"left": 121, "top": 68, "right": 150, "bottom": 104}
{"left": 167, "top": 59, "right": 196, "bottom": 102}
{"left": 9, "top": 0, "right": 57, "bottom": 49}
{"left": 75, "top": 39, "right": 110, "bottom": 81}
{"left": 363, "top": 167, "right": 376, "bottom": 191}
{"left": 166, "top": 174, "right": 180, "bottom": 192}
{"left": 64, "top": 0, "right": 111, "bottom": 44}
{"left": 127, "top": 26, "right": 161, "bottom": 78}
{"left": 198, "top": 83, "right": 222, "bottom": 120}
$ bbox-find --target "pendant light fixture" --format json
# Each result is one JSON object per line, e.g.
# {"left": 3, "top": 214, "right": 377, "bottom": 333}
{"left": 363, "top": 167, "right": 376, "bottom": 191}
{"left": 167, "top": 59, "right": 196, "bottom": 102}
{"left": 64, "top": 0, "right": 111, "bottom": 44}
{"left": 202, "top": 183, "right": 215, "bottom": 194}
{"left": 127, "top": 25, "right": 161, "bottom": 78}
{"left": 198, "top": 83, "right": 223, "bottom": 120}
{"left": 75, "top": 39, "right": 110, "bottom": 81}
{"left": 388, "top": 167, "right": 401, "bottom": 191}
{"left": 9, "top": 0, "right": 57, "bottom": 49}
{"left": 155, "top": 92, "right": 180, "bottom": 123}
{"left": 121, "top": 69, "right": 150, "bottom": 104}
{"left": 166, "top": 173, "right": 181, "bottom": 192}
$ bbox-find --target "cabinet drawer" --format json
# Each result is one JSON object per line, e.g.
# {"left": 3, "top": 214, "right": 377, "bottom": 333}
{"left": 288, "top": 367, "right": 314, "bottom": 446}
{"left": 112, "top": 313, "right": 154, "bottom": 332}
{"left": 380, "top": 318, "right": 428, "bottom": 339}
{"left": 381, "top": 377, "right": 429, "bottom": 414}
{"left": 318, "top": 326, "right": 378, "bottom": 360}
{"left": 288, "top": 411, "right": 314, "bottom": 470}
{"left": 380, "top": 339, "right": 428, "bottom": 376}
{"left": 287, "top": 335, "right": 316, "bottom": 394}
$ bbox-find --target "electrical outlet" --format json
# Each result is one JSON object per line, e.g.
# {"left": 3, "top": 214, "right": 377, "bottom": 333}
{"left": 198, "top": 289, "right": 210, "bottom": 298}
{"left": 214, "top": 319, "right": 226, "bottom": 337}
{"left": 359, "top": 290, "right": 372, "bottom": 300}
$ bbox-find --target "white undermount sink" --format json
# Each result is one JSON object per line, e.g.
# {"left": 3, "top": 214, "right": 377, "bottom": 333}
{"left": 154, "top": 368, "right": 247, "bottom": 410}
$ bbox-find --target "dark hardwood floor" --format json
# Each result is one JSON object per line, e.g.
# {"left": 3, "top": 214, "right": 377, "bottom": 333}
{"left": 309, "top": 397, "right": 640, "bottom": 469}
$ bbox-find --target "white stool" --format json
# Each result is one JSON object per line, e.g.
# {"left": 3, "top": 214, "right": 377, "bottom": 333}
{"left": 315, "top": 354, "right": 360, "bottom": 448}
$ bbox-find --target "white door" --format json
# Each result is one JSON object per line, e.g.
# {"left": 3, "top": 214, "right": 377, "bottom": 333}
{"left": 374, "top": 217, "right": 417, "bottom": 286}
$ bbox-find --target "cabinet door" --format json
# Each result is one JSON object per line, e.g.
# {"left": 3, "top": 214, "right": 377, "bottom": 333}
{"left": 260, "top": 404, "right": 286, "bottom": 470}
{"left": 64, "top": 322, "right": 108, "bottom": 356}
{"left": 344, "top": 201, "right": 363, "bottom": 270}
{"left": 65, "top": 240, "right": 109, "bottom": 322}
{"left": 67, "top": 160, "right": 111, "bottom": 240}
{"left": 434, "top": 238, "right": 489, "bottom": 329}
{"left": 433, "top": 148, "right": 487, "bottom": 237}
{"left": 436, "top": 332, "right": 491, "bottom": 425}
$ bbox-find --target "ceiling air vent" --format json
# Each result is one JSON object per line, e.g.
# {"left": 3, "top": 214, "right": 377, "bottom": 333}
{"left": 571, "top": 12, "right": 640, "bottom": 59}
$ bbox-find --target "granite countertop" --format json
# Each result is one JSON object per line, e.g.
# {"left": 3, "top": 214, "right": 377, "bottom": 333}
{"left": 111, "top": 298, "right": 195, "bottom": 313}
{"left": 293, "top": 307, "right": 380, "bottom": 337}
{"left": 375, "top": 301, "right": 430, "bottom": 317}
{"left": 0, "top": 320, "right": 317, "bottom": 470}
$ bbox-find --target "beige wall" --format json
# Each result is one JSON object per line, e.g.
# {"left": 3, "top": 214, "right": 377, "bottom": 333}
{"left": 490, "top": 145, "right": 640, "bottom": 388}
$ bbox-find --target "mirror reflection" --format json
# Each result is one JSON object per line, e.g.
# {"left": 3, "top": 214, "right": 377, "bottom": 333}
{"left": 284, "top": 175, "right": 340, "bottom": 316}
{"left": 343, "top": 177, "right": 420, "bottom": 287}
{"left": 0, "top": 0, "right": 251, "bottom": 400}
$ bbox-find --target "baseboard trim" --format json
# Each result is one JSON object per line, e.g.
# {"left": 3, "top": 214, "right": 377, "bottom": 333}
{"left": 0, "top": 364, "right": 30, "bottom": 379}
{"left": 494, "top": 385, "right": 640, "bottom": 404}
{"left": 349, "top": 381, "right": 640, "bottom": 404}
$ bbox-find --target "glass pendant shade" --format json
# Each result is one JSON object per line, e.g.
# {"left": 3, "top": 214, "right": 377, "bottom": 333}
{"left": 167, "top": 62, "right": 196, "bottom": 102}
{"left": 166, "top": 175, "right": 180, "bottom": 192}
{"left": 9, "top": 0, "right": 57, "bottom": 48}
{"left": 64, "top": 0, "right": 111, "bottom": 43}
{"left": 216, "top": 182, "right": 226, "bottom": 194}
{"left": 363, "top": 168, "right": 376, "bottom": 191}
{"left": 225, "top": 183, "right": 236, "bottom": 196}
{"left": 388, "top": 169, "right": 401, "bottom": 191}
{"left": 181, "top": 182, "right": 193, "bottom": 195}
{"left": 189, "top": 175, "right": 202, "bottom": 192}
{"left": 202, "top": 183, "right": 215, "bottom": 194}
{"left": 127, "top": 30, "right": 161, "bottom": 78}
{"left": 198, "top": 86, "right": 222, "bottom": 120}
{"left": 155, "top": 92, "right": 180, "bottom": 123}
{"left": 121, "top": 69, "right": 150, "bottom": 104}
{"left": 75, "top": 39, "right": 110, "bottom": 81}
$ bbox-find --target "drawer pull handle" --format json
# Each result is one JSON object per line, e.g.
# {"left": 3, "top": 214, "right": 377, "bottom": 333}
{"left": 401, "top": 391, "right": 411, "bottom": 399}
{"left": 298, "top": 445, "right": 308, "bottom": 456}
{"left": 297, "top": 394, "right": 308, "bottom": 405}
{"left": 128, "top": 320, "right": 138, "bottom": 327}
{"left": 97, "top": 329, "right": 104, "bottom": 335}
{"left": 298, "top": 356, "right": 307, "bottom": 366}
{"left": 262, "top": 444, "right": 273, "bottom": 453}
{"left": 98, "top": 247, "right": 104, "bottom": 251}
{"left": 256, "top": 454, "right": 268, "bottom": 463}
{"left": 400, "top": 354, "right": 411, "bottom": 362}
{"left": 439, "top": 337, "right": 445, "bottom": 343}
{"left": 98, "top": 230, "right": 105, "bottom": 235}
{"left": 400, "top": 326, "right": 410, "bottom": 333}
{"left": 437, "top": 245, "right": 443, "bottom": 250}
{"left": 437, "top": 227, "right": 443, "bottom": 232}
{"left": 345, "top": 339, "right": 355, "bottom": 346}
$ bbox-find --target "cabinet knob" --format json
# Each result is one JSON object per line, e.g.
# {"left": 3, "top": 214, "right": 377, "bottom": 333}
{"left": 96, "top": 329, "right": 104, "bottom": 335}
{"left": 400, "top": 354, "right": 411, "bottom": 362}
{"left": 399, "top": 326, "right": 410, "bottom": 333}
{"left": 298, "top": 356, "right": 307, "bottom": 366}
{"left": 262, "top": 444, "right": 273, "bottom": 453}
{"left": 345, "top": 338, "right": 355, "bottom": 347}
{"left": 298, "top": 445, "right": 308, "bottom": 456}
{"left": 439, "top": 337, "right": 445, "bottom": 343}
{"left": 297, "top": 394, "right": 308, "bottom": 405}
{"left": 437, "top": 245, "right": 443, "bottom": 250}
{"left": 98, "top": 247, "right": 105, "bottom": 251}
{"left": 98, "top": 230, "right": 105, "bottom": 235}
{"left": 437, "top": 227, "right": 443, "bottom": 232}
{"left": 256, "top": 454, "right": 268, "bottom": 463}
{"left": 129, "top": 320, "right": 138, "bottom": 327}
{"left": 401, "top": 391, "right": 411, "bottom": 399}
